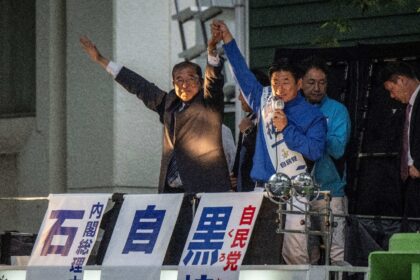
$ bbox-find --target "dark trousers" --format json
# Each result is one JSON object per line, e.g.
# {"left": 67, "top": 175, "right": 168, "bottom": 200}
{"left": 243, "top": 197, "right": 283, "bottom": 264}
{"left": 403, "top": 177, "right": 420, "bottom": 218}
{"left": 163, "top": 192, "right": 195, "bottom": 265}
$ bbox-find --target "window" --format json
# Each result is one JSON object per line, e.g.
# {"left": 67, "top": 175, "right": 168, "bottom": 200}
{"left": 0, "top": 0, "right": 36, "bottom": 117}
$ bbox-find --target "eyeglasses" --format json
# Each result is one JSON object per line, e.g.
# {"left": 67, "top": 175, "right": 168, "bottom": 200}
{"left": 174, "top": 76, "right": 199, "bottom": 86}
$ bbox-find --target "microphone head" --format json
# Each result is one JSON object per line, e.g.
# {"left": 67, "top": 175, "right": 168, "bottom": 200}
{"left": 273, "top": 98, "right": 284, "bottom": 110}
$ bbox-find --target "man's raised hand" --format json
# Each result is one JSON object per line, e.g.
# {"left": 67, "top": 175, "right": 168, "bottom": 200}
{"left": 80, "top": 36, "right": 109, "bottom": 69}
{"left": 211, "top": 19, "right": 233, "bottom": 44}
{"left": 80, "top": 36, "right": 101, "bottom": 62}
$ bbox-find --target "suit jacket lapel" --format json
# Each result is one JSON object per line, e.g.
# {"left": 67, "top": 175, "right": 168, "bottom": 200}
{"left": 164, "top": 91, "right": 181, "bottom": 147}
{"left": 410, "top": 93, "right": 420, "bottom": 143}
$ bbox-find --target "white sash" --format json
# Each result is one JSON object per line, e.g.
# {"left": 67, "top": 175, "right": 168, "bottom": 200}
{"left": 260, "top": 88, "right": 311, "bottom": 263}
{"left": 260, "top": 87, "right": 307, "bottom": 178}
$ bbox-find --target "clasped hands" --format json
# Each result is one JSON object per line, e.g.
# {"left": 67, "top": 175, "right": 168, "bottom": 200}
{"left": 209, "top": 19, "right": 233, "bottom": 45}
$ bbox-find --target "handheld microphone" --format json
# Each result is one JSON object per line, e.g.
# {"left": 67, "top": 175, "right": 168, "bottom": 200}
{"left": 273, "top": 98, "right": 284, "bottom": 110}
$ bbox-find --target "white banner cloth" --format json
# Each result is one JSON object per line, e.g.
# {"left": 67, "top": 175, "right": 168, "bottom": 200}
{"left": 177, "top": 192, "right": 263, "bottom": 280}
{"left": 27, "top": 193, "right": 111, "bottom": 280}
{"left": 101, "top": 194, "right": 183, "bottom": 280}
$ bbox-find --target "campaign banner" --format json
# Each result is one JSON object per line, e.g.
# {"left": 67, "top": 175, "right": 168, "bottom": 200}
{"left": 26, "top": 193, "right": 111, "bottom": 280}
{"left": 100, "top": 193, "right": 183, "bottom": 280}
{"left": 178, "top": 192, "right": 264, "bottom": 280}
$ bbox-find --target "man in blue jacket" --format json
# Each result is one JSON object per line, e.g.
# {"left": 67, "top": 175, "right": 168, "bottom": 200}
{"left": 300, "top": 56, "right": 351, "bottom": 265}
{"left": 212, "top": 20, "right": 327, "bottom": 264}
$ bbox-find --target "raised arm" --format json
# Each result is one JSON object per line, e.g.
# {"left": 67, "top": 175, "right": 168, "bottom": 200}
{"left": 204, "top": 23, "right": 225, "bottom": 110}
{"left": 80, "top": 36, "right": 109, "bottom": 70}
{"left": 212, "top": 20, "right": 264, "bottom": 112}
{"left": 80, "top": 36, "right": 167, "bottom": 116}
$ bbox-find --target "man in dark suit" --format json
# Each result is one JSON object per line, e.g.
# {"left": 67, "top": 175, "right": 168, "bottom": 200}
{"left": 381, "top": 62, "right": 420, "bottom": 217}
{"left": 80, "top": 33, "right": 231, "bottom": 264}
{"left": 80, "top": 36, "right": 231, "bottom": 194}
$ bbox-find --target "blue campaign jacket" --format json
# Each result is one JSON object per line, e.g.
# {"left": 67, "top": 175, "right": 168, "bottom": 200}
{"left": 223, "top": 39, "right": 327, "bottom": 183}
{"left": 312, "top": 96, "right": 351, "bottom": 197}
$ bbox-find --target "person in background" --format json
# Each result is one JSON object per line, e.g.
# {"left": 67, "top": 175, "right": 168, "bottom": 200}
{"left": 300, "top": 56, "right": 351, "bottom": 265}
{"left": 222, "top": 123, "right": 236, "bottom": 173}
{"left": 381, "top": 61, "right": 420, "bottom": 218}
{"left": 231, "top": 69, "right": 270, "bottom": 192}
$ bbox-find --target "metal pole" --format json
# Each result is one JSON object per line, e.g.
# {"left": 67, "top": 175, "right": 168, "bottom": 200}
{"left": 191, "top": 195, "right": 197, "bottom": 218}
{"left": 324, "top": 194, "right": 332, "bottom": 266}
{"left": 234, "top": 0, "right": 246, "bottom": 139}
{"left": 48, "top": 0, "right": 67, "bottom": 194}
{"left": 195, "top": 0, "right": 208, "bottom": 45}
{"left": 352, "top": 62, "right": 373, "bottom": 205}
{"left": 305, "top": 196, "right": 311, "bottom": 264}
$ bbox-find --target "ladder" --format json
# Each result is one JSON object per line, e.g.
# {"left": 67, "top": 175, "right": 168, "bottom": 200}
{"left": 172, "top": 0, "right": 233, "bottom": 61}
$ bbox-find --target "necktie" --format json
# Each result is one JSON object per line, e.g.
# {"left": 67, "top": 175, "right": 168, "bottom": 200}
{"left": 166, "top": 101, "right": 188, "bottom": 188}
{"left": 401, "top": 104, "right": 412, "bottom": 181}
{"left": 167, "top": 155, "right": 182, "bottom": 188}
